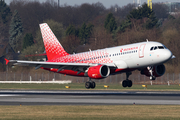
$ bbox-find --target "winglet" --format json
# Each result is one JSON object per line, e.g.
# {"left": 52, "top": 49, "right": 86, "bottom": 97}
{"left": 4, "top": 58, "right": 9, "bottom": 65}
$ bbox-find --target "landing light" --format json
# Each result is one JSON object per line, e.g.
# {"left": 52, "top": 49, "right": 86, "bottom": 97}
{"left": 142, "top": 85, "right": 147, "bottom": 89}
{"left": 104, "top": 85, "right": 109, "bottom": 89}
{"left": 65, "top": 86, "right": 70, "bottom": 88}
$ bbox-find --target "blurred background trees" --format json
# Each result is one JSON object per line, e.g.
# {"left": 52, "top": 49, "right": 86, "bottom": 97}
{"left": 9, "top": 9, "right": 23, "bottom": 52}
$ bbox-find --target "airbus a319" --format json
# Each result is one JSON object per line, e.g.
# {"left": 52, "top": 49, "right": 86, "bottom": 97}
{"left": 5, "top": 23, "right": 174, "bottom": 89}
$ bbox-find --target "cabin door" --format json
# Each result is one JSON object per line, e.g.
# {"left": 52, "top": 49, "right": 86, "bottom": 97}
{"left": 139, "top": 44, "right": 146, "bottom": 58}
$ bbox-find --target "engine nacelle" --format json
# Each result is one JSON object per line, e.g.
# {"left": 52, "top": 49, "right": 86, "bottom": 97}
{"left": 141, "top": 64, "right": 165, "bottom": 77}
{"left": 87, "top": 65, "right": 110, "bottom": 79}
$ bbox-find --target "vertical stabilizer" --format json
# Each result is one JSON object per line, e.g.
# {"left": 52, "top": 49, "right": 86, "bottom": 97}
{"left": 40, "top": 23, "right": 69, "bottom": 60}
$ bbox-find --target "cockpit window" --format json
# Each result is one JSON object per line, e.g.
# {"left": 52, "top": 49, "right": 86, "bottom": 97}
{"left": 150, "top": 45, "right": 166, "bottom": 51}
{"left": 158, "top": 46, "right": 164, "bottom": 49}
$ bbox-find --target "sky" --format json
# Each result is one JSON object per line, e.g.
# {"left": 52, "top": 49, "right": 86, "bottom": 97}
{"left": 4, "top": 0, "right": 180, "bottom": 8}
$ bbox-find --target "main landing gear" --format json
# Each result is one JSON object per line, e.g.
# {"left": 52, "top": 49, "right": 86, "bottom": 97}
{"left": 122, "top": 72, "right": 133, "bottom": 88}
{"left": 85, "top": 78, "right": 96, "bottom": 89}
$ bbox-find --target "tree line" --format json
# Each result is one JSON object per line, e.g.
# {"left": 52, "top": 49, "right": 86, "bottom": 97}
{"left": 0, "top": 0, "right": 179, "bottom": 73}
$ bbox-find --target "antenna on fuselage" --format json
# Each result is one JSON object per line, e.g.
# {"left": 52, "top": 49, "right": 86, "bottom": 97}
{"left": 146, "top": 39, "right": 149, "bottom": 42}
{"left": 89, "top": 49, "right": 91, "bottom": 52}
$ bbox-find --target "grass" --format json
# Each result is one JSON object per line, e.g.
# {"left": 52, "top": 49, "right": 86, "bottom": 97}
{"left": 0, "top": 83, "right": 179, "bottom": 91}
{"left": 0, "top": 84, "right": 179, "bottom": 120}
{"left": 0, "top": 105, "right": 180, "bottom": 120}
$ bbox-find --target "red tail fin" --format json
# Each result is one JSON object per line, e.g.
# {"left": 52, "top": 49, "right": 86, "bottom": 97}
{"left": 39, "top": 23, "right": 69, "bottom": 60}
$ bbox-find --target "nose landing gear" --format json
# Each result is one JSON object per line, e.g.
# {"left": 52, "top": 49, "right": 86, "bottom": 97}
{"left": 147, "top": 66, "right": 156, "bottom": 80}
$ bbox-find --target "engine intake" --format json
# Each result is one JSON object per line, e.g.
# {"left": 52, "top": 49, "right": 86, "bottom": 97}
{"left": 141, "top": 64, "right": 165, "bottom": 77}
{"left": 87, "top": 65, "right": 110, "bottom": 79}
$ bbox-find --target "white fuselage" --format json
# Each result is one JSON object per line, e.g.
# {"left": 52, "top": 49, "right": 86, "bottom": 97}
{"left": 48, "top": 41, "right": 172, "bottom": 75}
{"left": 65, "top": 41, "right": 172, "bottom": 70}
{"left": 106, "top": 41, "right": 172, "bottom": 69}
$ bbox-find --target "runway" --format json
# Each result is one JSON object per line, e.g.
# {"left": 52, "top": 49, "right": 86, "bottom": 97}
{"left": 0, "top": 90, "right": 180, "bottom": 105}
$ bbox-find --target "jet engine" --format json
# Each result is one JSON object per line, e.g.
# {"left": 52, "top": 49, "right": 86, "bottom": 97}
{"left": 87, "top": 65, "right": 110, "bottom": 79}
{"left": 141, "top": 64, "right": 165, "bottom": 77}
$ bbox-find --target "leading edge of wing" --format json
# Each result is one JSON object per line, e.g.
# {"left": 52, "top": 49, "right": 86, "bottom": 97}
{"left": 9, "top": 60, "right": 116, "bottom": 68}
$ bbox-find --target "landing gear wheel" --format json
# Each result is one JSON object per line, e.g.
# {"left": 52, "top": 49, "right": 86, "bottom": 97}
{"left": 122, "top": 80, "right": 128, "bottom": 88}
{"left": 91, "top": 81, "right": 96, "bottom": 89}
{"left": 150, "top": 76, "right": 156, "bottom": 80}
{"left": 127, "top": 80, "right": 132, "bottom": 87}
{"left": 85, "top": 82, "right": 91, "bottom": 89}
{"left": 122, "top": 80, "right": 133, "bottom": 88}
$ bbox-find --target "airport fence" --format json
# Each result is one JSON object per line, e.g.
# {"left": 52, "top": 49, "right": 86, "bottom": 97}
{"left": 0, "top": 72, "right": 179, "bottom": 85}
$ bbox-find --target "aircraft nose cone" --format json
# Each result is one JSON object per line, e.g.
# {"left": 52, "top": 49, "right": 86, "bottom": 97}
{"left": 163, "top": 50, "right": 172, "bottom": 61}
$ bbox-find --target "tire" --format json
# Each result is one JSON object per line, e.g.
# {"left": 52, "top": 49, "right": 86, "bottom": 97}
{"left": 91, "top": 81, "right": 96, "bottom": 89}
{"left": 150, "top": 76, "right": 156, "bottom": 80}
{"left": 122, "top": 80, "right": 127, "bottom": 87}
{"left": 152, "top": 76, "right": 156, "bottom": 80}
{"left": 85, "top": 82, "right": 91, "bottom": 89}
{"left": 127, "top": 80, "right": 132, "bottom": 87}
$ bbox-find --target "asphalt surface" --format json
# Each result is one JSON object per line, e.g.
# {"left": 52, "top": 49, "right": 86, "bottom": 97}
{"left": 0, "top": 90, "right": 180, "bottom": 105}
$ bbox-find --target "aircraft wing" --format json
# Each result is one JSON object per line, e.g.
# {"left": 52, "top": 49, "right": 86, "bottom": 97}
{"left": 7, "top": 60, "right": 117, "bottom": 72}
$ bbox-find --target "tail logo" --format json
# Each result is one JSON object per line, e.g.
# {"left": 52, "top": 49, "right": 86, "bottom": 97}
{"left": 40, "top": 23, "right": 69, "bottom": 60}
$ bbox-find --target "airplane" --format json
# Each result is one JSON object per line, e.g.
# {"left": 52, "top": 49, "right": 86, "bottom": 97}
{"left": 5, "top": 23, "right": 174, "bottom": 89}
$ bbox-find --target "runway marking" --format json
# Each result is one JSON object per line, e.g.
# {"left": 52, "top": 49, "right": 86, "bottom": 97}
{"left": 0, "top": 95, "right": 22, "bottom": 97}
